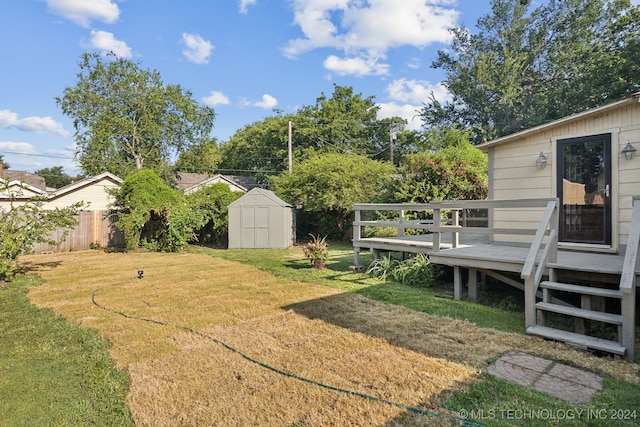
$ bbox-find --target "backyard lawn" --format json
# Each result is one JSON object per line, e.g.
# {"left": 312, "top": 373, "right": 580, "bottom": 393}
{"left": 6, "top": 245, "right": 640, "bottom": 426}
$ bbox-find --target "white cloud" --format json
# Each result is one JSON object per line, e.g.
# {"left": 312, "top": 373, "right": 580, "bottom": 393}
{"left": 0, "top": 110, "right": 70, "bottom": 137}
{"left": 386, "top": 78, "right": 450, "bottom": 104}
{"left": 323, "top": 55, "right": 389, "bottom": 76}
{"left": 376, "top": 102, "right": 424, "bottom": 131}
{"left": 0, "top": 141, "right": 38, "bottom": 155}
{"left": 240, "top": 94, "right": 278, "bottom": 109}
{"left": 254, "top": 94, "right": 278, "bottom": 109}
{"left": 407, "top": 57, "right": 421, "bottom": 69}
{"left": 182, "top": 33, "right": 214, "bottom": 64}
{"left": 202, "top": 91, "right": 230, "bottom": 106}
{"left": 87, "top": 30, "right": 132, "bottom": 58}
{"left": 376, "top": 79, "right": 453, "bottom": 131}
{"left": 283, "top": 0, "right": 459, "bottom": 76}
{"left": 45, "top": 0, "right": 120, "bottom": 27}
{"left": 239, "top": 0, "right": 257, "bottom": 14}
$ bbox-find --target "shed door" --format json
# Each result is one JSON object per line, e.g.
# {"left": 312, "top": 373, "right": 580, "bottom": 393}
{"left": 557, "top": 134, "right": 611, "bottom": 245}
{"left": 241, "top": 206, "right": 270, "bottom": 248}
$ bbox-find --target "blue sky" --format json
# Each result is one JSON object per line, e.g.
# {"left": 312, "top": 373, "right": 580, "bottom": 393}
{"left": 2, "top": 0, "right": 499, "bottom": 174}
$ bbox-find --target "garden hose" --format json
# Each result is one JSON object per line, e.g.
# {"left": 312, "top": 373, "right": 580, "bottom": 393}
{"left": 91, "top": 288, "right": 484, "bottom": 426}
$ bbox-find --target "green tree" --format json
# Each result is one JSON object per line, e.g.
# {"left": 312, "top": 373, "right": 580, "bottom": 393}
{"left": 421, "top": 0, "right": 640, "bottom": 143}
{"left": 219, "top": 114, "right": 296, "bottom": 182}
{"left": 0, "top": 182, "right": 83, "bottom": 280}
{"left": 34, "top": 166, "right": 73, "bottom": 189}
{"left": 174, "top": 137, "right": 221, "bottom": 174}
{"left": 111, "top": 169, "right": 200, "bottom": 251}
{"left": 186, "top": 183, "right": 242, "bottom": 246}
{"left": 391, "top": 130, "right": 488, "bottom": 204}
{"left": 0, "top": 154, "right": 9, "bottom": 169}
{"left": 56, "top": 52, "right": 215, "bottom": 178}
{"left": 219, "top": 85, "right": 404, "bottom": 179}
{"left": 271, "top": 153, "right": 395, "bottom": 239}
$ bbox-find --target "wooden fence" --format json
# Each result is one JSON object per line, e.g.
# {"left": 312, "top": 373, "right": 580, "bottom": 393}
{"left": 32, "top": 210, "right": 125, "bottom": 253}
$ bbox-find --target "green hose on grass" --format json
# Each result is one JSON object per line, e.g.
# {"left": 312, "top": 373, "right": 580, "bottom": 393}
{"left": 92, "top": 288, "right": 484, "bottom": 427}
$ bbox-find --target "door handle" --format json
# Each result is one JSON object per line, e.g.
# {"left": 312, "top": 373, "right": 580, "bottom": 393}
{"left": 605, "top": 184, "right": 610, "bottom": 197}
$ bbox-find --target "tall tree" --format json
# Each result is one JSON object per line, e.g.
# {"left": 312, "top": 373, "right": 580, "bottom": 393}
{"left": 174, "top": 137, "right": 221, "bottom": 174}
{"left": 421, "top": 0, "right": 640, "bottom": 143}
{"left": 219, "top": 85, "right": 403, "bottom": 178}
{"left": 34, "top": 166, "right": 73, "bottom": 189}
{"left": 271, "top": 153, "right": 395, "bottom": 239}
{"left": 56, "top": 52, "right": 215, "bottom": 178}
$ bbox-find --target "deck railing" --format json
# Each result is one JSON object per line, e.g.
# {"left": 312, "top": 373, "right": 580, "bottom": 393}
{"left": 620, "top": 197, "right": 640, "bottom": 360}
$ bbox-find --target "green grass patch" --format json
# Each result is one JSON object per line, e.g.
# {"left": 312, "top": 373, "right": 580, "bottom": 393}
{"left": 194, "top": 244, "right": 524, "bottom": 332}
{"left": 446, "top": 375, "right": 640, "bottom": 426}
{"left": 0, "top": 275, "right": 132, "bottom": 426}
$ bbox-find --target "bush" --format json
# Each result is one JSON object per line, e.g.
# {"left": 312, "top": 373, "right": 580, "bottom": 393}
{"left": 366, "top": 253, "right": 439, "bottom": 288}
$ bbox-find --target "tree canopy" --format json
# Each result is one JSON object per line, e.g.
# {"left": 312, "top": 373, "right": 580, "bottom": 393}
{"left": 219, "top": 84, "right": 407, "bottom": 180}
{"left": 34, "top": 166, "right": 73, "bottom": 189}
{"left": 420, "top": 0, "right": 640, "bottom": 143}
{"left": 56, "top": 52, "right": 215, "bottom": 178}
{"left": 271, "top": 153, "right": 396, "bottom": 238}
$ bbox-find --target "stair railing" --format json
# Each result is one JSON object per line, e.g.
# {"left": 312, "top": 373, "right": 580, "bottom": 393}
{"left": 620, "top": 197, "right": 639, "bottom": 361}
{"left": 521, "top": 199, "right": 559, "bottom": 328}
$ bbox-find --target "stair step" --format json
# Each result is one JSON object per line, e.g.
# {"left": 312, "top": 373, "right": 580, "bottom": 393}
{"left": 540, "top": 281, "right": 622, "bottom": 299}
{"left": 527, "top": 325, "right": 626, "bottom": 355}
{"left": 535, "top": 302, "right": 623, "bottom": 325}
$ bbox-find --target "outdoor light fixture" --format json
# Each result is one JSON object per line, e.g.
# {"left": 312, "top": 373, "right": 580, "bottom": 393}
{"left": 137, "top": 269, "right": 144, "bottom": 279}
{"left": 622, "top": 142, "right": 637, "bottom": 160}
{"left": 536, "top": 152, "right": 548, "bottom": 169}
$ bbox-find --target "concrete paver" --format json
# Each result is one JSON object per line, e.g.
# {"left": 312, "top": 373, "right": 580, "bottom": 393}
{"left": 488, "top": 351, "right": 602, "bottom": 405}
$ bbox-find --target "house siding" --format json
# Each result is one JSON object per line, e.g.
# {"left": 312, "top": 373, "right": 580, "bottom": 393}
{"left": 482, "top": 96, "right": 640, "bottom": 251}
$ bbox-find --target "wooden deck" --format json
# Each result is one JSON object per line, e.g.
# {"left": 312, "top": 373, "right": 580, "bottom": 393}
{"left": 352, "top": 199, "right": 639, "bottom": 361}
{"left": 355, "top": 235, "right": 630, "bottom": 276}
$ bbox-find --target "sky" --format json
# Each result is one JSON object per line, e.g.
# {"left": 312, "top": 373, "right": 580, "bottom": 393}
{"left": 1, "top": 0, "right": 500, "bottom": 175}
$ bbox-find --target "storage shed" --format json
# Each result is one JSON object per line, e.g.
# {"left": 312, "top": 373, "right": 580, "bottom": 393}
{"left": 228, "top": 188, "right": 294, "bottom": 249}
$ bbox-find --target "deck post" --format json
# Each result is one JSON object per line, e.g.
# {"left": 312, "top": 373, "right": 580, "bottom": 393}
{"left": 353, "top": 209, "right": 361, "bottom": 268}
{"left": 398, "top": 209, "right": 406, "bottom": 237}
{"left": 524, "top": 277, "right": 536, "bottom": 328}
{"left": 452, "top": 210, "right": 459, "bottom": 248}
{"left": 621, "top": 285, "right": 636, "bottom": 361}
{"left": 467, "top": 268, "right": 477, "bottom": 300}
{"left": 454, "top": 266, "right": 462, "bottom": 300}
{"left": 433, "top": 208, "right": 441, "bottom": 251}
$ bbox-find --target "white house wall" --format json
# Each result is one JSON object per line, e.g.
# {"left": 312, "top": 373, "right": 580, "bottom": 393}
{"left": 47, "top": 179, "right": 120, "bottom": 211}
{"left": 487, "top": 100, "right": 640, "bottom": 251}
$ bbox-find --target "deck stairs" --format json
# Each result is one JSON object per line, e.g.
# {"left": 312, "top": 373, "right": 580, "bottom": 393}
{"left": 527, "top": 273, "right": 627, "bottom": 356}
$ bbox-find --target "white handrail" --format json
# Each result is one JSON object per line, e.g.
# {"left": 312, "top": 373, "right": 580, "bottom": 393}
{"left": 620, "top": 198, "right": 640, "bottom": 293}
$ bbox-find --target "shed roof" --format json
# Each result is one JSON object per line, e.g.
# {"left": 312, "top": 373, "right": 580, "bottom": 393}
{"left": 477, "top": 92, "right": 640, "bottom": 151}
{"left": 228, "top": 187, "right": 292, "bottom": 208}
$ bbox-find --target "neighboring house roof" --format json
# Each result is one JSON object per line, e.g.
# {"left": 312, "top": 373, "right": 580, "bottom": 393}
{"left": 47, "top": 172, "right": 123, "bottom": 200}
{"left": 477, "top": 92, "right": 640, "bottom": 151}
{"left": 174, "top": 172, "right": 210, "bottom": 191}
{"left": 175, "top": 172, "right": 260, "bottom": 194}
{"left": 0, "top": 179, "right": 47, "bottom": 199}
{"left": 1, "top": 170, "right": 46, "bottom": 191}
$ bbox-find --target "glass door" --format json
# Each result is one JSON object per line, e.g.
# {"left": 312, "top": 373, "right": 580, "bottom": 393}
{"left": 557, "top": 134, "right": 611, "bottom": 245}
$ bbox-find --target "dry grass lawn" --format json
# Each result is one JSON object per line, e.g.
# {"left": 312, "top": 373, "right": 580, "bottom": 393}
{"left": 23, "top": 250, "right": 640, "bottom": 426}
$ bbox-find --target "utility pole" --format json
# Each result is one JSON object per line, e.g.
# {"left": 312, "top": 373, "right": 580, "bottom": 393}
{"left": 288, "top": 120, "right": 292, "bottom": 173}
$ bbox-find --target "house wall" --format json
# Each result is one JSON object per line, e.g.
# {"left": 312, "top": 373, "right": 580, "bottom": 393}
{"left": 487, "top": 101, "right": 640, "bottom": 251}
{"left": 46, "top": 177, "right": 120, "bottom": 210}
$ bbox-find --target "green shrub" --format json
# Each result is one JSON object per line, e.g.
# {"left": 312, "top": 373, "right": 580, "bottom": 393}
{"left": 366, "top": 253, "right": 439, "bottom": 288}
{"left": 393, "top": 254, "right": 438, "bottom": 288}
{"left": 366, "top": 255, "right": 400, "bottom": 281}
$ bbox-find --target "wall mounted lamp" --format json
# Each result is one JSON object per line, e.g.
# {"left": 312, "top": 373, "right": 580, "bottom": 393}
{"left": 622, "top": 142, "right": 637, "bottom": 160}
{"left": 536, "top": 152, "right": 548, "bottom": 169}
